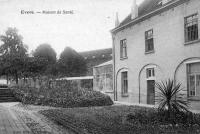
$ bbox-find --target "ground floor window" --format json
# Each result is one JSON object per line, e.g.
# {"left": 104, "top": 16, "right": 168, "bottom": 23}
{"left": 146, "top": 68, "right": 155, "bottom": 79}
{"left": 121, "top": 71, "right": 128, "bottom": 95}
{"left": 187, "top": 62, "right": 200, "bottom": 97}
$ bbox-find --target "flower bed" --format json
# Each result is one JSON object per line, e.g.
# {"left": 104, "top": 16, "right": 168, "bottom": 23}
{"left": 40, "top": 105, "right": 200, "bottom": 134}
{"left": 10, "top": 84, "right": 113, "bottom": 108}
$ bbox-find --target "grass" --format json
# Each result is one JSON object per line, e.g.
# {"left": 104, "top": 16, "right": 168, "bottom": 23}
{"left": 39, "top": 105, "right": 200, "bottom": 134}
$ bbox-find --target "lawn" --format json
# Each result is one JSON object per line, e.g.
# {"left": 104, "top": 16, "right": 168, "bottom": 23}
{"left": 39, "top": 105, "right": 200, "bottom": 134}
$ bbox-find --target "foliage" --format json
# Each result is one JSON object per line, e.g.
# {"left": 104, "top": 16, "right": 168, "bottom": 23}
{"left": 33, "top": 43, "right": 57, "bottom": 76}
{"left": 40, "top": 106, "right": 200, "bottom": 134}
{"left": 155, "top": 79, "right": 189, "bottom": 114}
{"left": 23, "top": 56, "right": 48, "bottom": 78}
{"left": 33, "top": 43, "right": 56, "bottom": 64}
{"left": 10, "top": 81, "right": 113, "bottom": 108}
{"left": 58, "top": 47, "right": 87, "bottom": 77}
{"left": 127, "top": 109, "right": 200, "bottom": 127}
{"left": 0, "top": 27, "right": 28, "bottom": 83}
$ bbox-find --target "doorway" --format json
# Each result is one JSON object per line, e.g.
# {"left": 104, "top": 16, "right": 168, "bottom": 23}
{"left": 147, "top": 80, "right": 155, "bottom": 105}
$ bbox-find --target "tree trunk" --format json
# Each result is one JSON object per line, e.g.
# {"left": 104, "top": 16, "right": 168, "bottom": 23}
{"left": 23, "top": 77, "right": 26, "bottom": 86}
{"left": 15, "top": 71, "right": 18, "bottom": 84}
{"left": 167, "top": 101, "right": 172, "bottom": 122}
{"left": 33, "top": 77, "right": 36, "bottom": 88}
{"left": 6, "top": 74, "right": 9, "bottom": 85}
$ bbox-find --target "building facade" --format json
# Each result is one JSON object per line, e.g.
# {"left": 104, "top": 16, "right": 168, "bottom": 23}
{"left": 111, "top": 0, "right": 200, "bottom": 110}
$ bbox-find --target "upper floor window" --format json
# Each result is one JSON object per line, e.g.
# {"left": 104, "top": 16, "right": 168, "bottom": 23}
{"left": 185, "top": 14, "right": 199, "bottom": 42}
{"left": 187, "top": 62, "right": 200, "bottom": 97}
{"left": 121, "top": 71, "right": 128, "bottom": 95}
{"left": 145, "top": 29, "right": 154, "bottom": 53}
{"left": 120, "top": 39, "right": 127, "bottom": 59}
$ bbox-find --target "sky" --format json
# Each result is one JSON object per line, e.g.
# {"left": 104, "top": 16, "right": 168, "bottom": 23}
{"left": 0, "top": 0, "right": 144, "bottom": 56}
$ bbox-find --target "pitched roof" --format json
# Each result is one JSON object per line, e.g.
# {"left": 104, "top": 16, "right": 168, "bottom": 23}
{"left": 79, "top": 48, "right": 112, "bottom": 76}
{"left": 79, "top": 48, "right": 112, "bottom": 60}
{"left": 57, "top": 76, "right": 93, "bottom": 80}
{"left": 118, "top": 0, "right": 176, "bottom": 27}
{"left": 94, "top": 60, "right": 113, "bottom": 68}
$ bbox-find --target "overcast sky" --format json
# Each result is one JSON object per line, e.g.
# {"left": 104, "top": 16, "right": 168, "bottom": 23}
{"left": 0, "top": 0, "right": 144, "bottom": 55}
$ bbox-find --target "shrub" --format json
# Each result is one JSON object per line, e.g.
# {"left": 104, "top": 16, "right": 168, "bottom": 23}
{"left": 155, "top": 79, "right": 189, "bottom": 116}
{"left": 10, "top": 84, "right": 113, "bottom": 108}
{"left": 127, "top": 109, "right": 200, "bottom": 127}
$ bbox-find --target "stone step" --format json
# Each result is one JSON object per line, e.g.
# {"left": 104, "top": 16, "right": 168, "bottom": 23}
{"left": 0, "top": 97, "right": 17, "bottom": 100}
{"left": 0, "top": 94, "right": 15, "bottom": 97}
{"left": 0, "top": 95, "right": 15, "bottom": 98}
{"left": 0, "top": 99, "right": 18, "bottom": 102}
{"left": 0, "top": 91, "right": 13, "bottom": 93}
{"left": 0, "top": 89, "right": 13, "bottom": 93}
{"left": 0, "top": 88, "right": 18, "bottom": 102}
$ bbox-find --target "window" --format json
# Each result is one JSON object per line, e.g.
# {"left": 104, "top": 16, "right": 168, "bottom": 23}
{"left": 121, "top": 71, "right": 128, "bottom": 95}
{"left": 146, "top": 68, "right": 155, "bottom": 79}
{"left": 120, "top": 39, "right": 127, "bottom": 59}
{"left": 187, "top": 62, "right": 200, "bottom": 97}
{"left": 94, "top": 72, "right": 113, "bottom": 92}
{"left": 145, "top": 29, "right": 154, "bottom": 53}
{"left": 185, "top": 14, "right": 199, "bottom": 42}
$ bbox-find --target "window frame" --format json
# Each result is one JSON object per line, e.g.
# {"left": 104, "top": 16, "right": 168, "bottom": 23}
{"left": 120, "top": 39, "right": 127, "bottom": 59}
{"left": 187, "top": 62, "right": 200, "bottom": 97}
{"left": 184, "top": 13, "right": 199, "bottom": 43}
{"left": 121, "top": 71, "right": 128, "bottom": 96}
{"left": 146, "top": 68, "right": 155, "bottom": 80}
{"left": 145, "top": 29, "right": 154, "bottom": 53}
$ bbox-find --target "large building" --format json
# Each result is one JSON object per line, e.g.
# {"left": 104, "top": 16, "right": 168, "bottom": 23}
{"left": 79, "top": 48, "right": 112, "bottom": 76}
{"left": 111, "top": 0, "right": 200, "bottom": 110}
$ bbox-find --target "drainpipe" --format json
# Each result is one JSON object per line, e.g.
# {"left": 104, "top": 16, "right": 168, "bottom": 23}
{"left": 138, "top": 68, "right": 143, "bottom": 104}
{"left": 112, "top": 35, "right": 117, "bottom": 101}
{"left": 138, "top": 73, "right": 141, "bottom": 104}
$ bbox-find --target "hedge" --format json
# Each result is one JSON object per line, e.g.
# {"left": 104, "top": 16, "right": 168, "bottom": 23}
{"left": 10, "top": 85, "right": 113, "bottom": 108}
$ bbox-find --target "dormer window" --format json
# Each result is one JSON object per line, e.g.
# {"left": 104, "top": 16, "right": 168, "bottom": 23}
{"left": 158, "top": 1, "right": 162, "bottom": 6}
{"left": 162, "top": 0, "right": 171, "bottom": 5}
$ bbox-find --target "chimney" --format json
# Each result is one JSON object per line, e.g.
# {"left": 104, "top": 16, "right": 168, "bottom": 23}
{"left": 115, "top": 12, "right": 120, "bottom": 27}
{"left": 131, "top": 0, "right": 138, "bottom": 20}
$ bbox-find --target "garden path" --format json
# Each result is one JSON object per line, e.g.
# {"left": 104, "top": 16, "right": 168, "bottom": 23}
{"left": 0, "top": 102, "right": 31, "bottom": 134}
{"left": 0, "top": 102, "right": 75, "bottom": 134}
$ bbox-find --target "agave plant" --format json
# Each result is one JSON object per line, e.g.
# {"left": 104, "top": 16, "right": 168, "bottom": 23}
{"left": 155, "top": 79, "right": 189, "bottom": 115}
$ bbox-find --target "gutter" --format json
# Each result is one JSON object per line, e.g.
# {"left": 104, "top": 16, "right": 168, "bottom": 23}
{"left": 111, "top": 0, "right": 189, "bottom": 34}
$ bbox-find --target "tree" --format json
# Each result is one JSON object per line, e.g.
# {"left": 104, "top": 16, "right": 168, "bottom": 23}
{"left": 0, "top": 27, "right": 28, "bottom": 84}
{"left": 156, "top": 79, "right": 189, "bottom": 117}
{"left": 23, "top": 56, "right": 47, "bottom": 78}
{"left": 58, "top": 47, "right": 87, "bottom": 77}
{"left": 33, "top": 43, "right": 56, "bottom": 64}
{"left": 33, "top": 43, "right": 57, "bottom": 76}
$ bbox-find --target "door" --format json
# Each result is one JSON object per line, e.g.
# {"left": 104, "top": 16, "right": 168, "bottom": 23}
{"left": 147, "top": 80, "right": 155, "bottom": 105}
